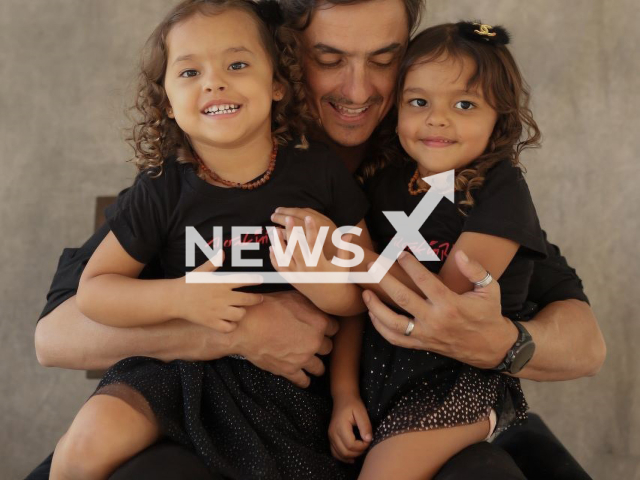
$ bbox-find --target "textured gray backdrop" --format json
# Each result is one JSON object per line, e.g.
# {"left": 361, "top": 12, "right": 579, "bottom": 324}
{"left": 1, "top": 1, "right": 638, "bottom": 479}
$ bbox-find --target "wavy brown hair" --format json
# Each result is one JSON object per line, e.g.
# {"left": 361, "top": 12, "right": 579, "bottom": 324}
{"left": 365, "top": 22, "right": 541, "bottom": 211}
{"left": 128, "top": 0, "right": 311, "bottom": 175}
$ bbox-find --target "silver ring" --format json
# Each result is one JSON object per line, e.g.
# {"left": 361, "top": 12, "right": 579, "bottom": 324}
{"left": 404, "top": 319, "right": 415, "bottom": 336}
{"left": 473, "top": 271, "right": 493, "bottom": 288}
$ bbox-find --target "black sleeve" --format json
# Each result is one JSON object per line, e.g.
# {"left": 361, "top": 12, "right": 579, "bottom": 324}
{"left": 105, "top": 167, "right": 175, "bottom": 265}
{"left": 462, "top": 161, "right": 547, "bottom": 259}
{"left": 38, "top": 222, "right": 110, "bottom": 321}
{"left": 38, "top": 185, "right": 167, "bottom": 322}
{"left": 527, "top": 230, "right": 590, "bottom": 306}
{"left": 323, "top": 155, "right": 370, "bottom": 227}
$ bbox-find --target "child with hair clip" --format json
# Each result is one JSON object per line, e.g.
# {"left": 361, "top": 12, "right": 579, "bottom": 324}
{"left": 327, "top": 22, "right": 548, "bottom": 479}
{"left": 50, "top": 1, "right": 372, "bottom": 479}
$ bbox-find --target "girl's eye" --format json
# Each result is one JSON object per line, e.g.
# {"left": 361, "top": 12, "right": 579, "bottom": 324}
{"left": 229, "top": 62, "right": 248, "bottom": 71}
{"left": 408, "top": 98, "right": 428, "bottom": 107}
{"left": 455, "top": 100, "right": 475, "bottom": 110}
{"left": 179, "top": 69, "right": 199, "bottom": 78}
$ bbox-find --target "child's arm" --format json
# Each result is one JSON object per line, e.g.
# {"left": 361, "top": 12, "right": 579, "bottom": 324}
{"left": 328, "top": 313, "right": 372, "bottom": 462}
{"left": 77, "top": 232, "right": 262, "bottom": 331}
{"left": 355, "top": 232, "right": 519, "bottom": 306}
{"left": 270, "top": 218, "right": 371, "bottom": 316}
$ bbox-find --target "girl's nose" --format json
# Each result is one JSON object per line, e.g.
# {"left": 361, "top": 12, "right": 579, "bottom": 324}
{"left": 426, "top": 109, "right": 449, "bottom": 127}
{"left": 203, "top": 71, "right": 227, "bottom": 92}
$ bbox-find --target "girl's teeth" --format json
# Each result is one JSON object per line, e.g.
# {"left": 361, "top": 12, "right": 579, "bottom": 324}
{"left": 204, "top": 104, "right": 239, "bottom": 114}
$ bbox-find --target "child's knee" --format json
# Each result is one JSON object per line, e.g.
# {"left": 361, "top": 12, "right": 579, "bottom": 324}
{"left": 51, "top": 430, "right": 111, "bottom": 480}
{"left": 52, "top": 394, "right": 157, "bottom": 480}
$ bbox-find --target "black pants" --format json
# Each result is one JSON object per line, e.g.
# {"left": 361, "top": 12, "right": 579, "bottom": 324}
{"left": 24, "top": 414, "right": 591, "bottom": 480}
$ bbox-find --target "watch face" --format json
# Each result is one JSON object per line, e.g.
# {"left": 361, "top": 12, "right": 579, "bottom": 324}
{"left": 510, "top": 342, "right": 536, "bottom": 374}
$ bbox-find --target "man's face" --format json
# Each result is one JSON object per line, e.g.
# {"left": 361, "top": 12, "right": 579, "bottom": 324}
{"left": 302, "top": 0, "right": 409, "bottom": 147}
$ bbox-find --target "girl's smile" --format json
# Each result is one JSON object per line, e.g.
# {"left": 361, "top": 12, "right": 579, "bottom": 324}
{"left": 163, "top": 10, "right": 283, "bottom": 160}
{"left": 398, "top": 55, "right": 498, "bottom": 176}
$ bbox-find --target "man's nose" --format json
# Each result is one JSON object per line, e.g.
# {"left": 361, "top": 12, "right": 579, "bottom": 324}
{"left": 340, "top": 62, "right": 375, "bottom": 105}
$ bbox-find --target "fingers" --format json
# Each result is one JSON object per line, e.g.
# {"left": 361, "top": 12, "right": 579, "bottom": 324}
{"left": 375, "top": 260, "right": 430, "bottom": 315}
{"left": 353, "top": 406, "right": 373, "bottom": 443}
{"left": 273, "top": 207, "right": 314, "bottom": 221}
{"left": 284, "top": 369, "right": 311, "bottom": 389}
{"left": 454, "top": 250, "right": 500, "bottom": 294}
{"left": 271, "top": 213, "right": 304, "bottom": 229}
{"left": 323, "top": 316, "right": 340, "bottom": 337}
{"left": 229, "top": 292, "right": 264, "bottom": 307}
{"left": 302, "top": 356, "right": 325, "bottom": 377}
{"left": 220, "top": 306, "right": 247, "bottom": 323}
{"left": 317, "top": 336, "right": 334, "bottom": 356}
{"left": 335, "top": 419, "right": 368, "bottom": 459}
{"left": 207, "top": 319, "right": 237, "bottom": 333}
{"left": 368, "top": 311, "right": 421, "bottom": 350}
{"left": 304, "top": 216, "right": 319, "bottom": 250}
{"left": 397, "top": 252, "right": 452, "bottom": 304}
{"left": 334, "top": 234, "right": 353, "bottom": 267}
{"left": 363, "top": 291, "right": 422, "bottom": 349}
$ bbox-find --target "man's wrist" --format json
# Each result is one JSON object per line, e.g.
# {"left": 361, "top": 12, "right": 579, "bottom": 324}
{"left": 490, "top": 317, "right": 520, "bottom": 368}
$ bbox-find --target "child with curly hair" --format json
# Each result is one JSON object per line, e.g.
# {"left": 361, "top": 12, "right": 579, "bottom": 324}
{"left": 50, "top": 1, "right": 370, "bottom": 479}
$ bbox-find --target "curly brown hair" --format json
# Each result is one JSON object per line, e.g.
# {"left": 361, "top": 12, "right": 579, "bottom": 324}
{"left": 128, "top": 0, "right": 312, "bottom": 175}
{"left": 363, "top": 22, "right": 542, "bottom": 212}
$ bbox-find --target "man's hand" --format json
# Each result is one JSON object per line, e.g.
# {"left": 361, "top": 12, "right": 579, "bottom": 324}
{"left": 363, "top": 251, "right": 517, "bottom": 369}
{"left": 226, "top": 290, "right": 339, "bottom": 387}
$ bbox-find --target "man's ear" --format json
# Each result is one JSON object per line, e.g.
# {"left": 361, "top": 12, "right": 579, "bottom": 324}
{"left": 272, "top": 81, "right": 285, "bottom": 102}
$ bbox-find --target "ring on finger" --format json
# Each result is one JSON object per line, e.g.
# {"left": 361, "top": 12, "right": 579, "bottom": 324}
{"left": 404, "top": 319, "right": 415, "bottom": 336}
{"left": 473, "top": 271, "right": 493, "bottom": 288}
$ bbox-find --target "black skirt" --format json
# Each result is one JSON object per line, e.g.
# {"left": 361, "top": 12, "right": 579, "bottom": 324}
{"left": 95, "top": 356, "right": 352, "bottom": 480}
{"left": 360, "top": 322, "right": 528, "bottom": 446}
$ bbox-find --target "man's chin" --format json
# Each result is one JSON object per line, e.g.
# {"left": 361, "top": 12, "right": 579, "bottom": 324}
{"left": 321, "top": 121, "right": 376, "bottom": 148}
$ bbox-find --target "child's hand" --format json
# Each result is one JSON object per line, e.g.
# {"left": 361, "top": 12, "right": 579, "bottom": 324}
{"left": 172, "top": 251, "right": 264, "bottom": 333}
{"left": 328, "top": 395, "right": 373, "bottom": 463}
{"left": 271, "top": 208, "right": 339, "bottom": 258}
{"left": 269, "top": 216, "right": 352, "bottom": 277}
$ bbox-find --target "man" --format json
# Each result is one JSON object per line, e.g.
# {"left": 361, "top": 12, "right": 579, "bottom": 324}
{"left": 29, "top": 1, "right": 605, "bottom": 478}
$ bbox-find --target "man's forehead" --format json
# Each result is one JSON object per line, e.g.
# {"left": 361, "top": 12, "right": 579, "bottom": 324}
{"left": 303, "top": 0, "right": 409, "bottom": 54}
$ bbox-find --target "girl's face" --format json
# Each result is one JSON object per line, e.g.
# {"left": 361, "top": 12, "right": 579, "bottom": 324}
{"left": 397, "top": 55, "right": 498, "bottom": 176}
{"left": 164, "top": 10, "right": 283, "bottom": 151}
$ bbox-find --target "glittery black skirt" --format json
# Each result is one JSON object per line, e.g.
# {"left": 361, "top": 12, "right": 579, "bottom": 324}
{"left": 95, "top": 356, "right": 351, "bottom": 480}
{"left": 360, "top": 323, "right": 528, "bottom": 446}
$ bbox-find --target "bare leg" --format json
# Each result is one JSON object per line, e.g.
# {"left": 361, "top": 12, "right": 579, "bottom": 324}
{"left": 50, "top": 391, "right": 161, "bottom": 480}
{"left": 359, "top": 419, "right": 490, "bottom": 480}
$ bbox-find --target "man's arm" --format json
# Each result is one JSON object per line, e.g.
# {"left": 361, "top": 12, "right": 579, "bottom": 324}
{"left": 362, "top": 251, "right": 605, "bottom": 382}
{"left": 516, "top": 298, "right": 604, "bottom": 380}
{"left": 35, "top": 296, "right": 229, "bottom": 370}
{"left": 36, "top": 221, "right": 338, "bottom": 386}
{"left": 35, "top": 290, "right": 337, "bottom": 387}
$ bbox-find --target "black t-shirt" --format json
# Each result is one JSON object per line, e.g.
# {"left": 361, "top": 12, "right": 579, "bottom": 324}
{"left": 366, "top": 160, "right": 548, "bottom": 315}
{"left": 103, "top": 141, "right": 368, "bottom": 294}
{"left": 38, "top": 153, "right": 589, "bottom": 321}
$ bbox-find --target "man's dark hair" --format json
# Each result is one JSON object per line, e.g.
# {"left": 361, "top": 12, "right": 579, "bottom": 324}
{"left": 280, "top": 0, "right": 424, "bottom": 34}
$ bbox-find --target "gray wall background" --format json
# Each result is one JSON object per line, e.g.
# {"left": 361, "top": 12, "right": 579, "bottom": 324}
{"left": 0, "top": 0, "right": 637, "bottom": 478}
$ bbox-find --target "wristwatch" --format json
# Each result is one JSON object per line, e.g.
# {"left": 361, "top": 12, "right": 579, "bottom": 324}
{"left": 491, "top": 321, "right": 535, "bottom": 374}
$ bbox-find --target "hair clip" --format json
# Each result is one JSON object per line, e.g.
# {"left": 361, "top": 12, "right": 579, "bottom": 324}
{"left": 457, "top": 21, "right": 510, "bottom": 45}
